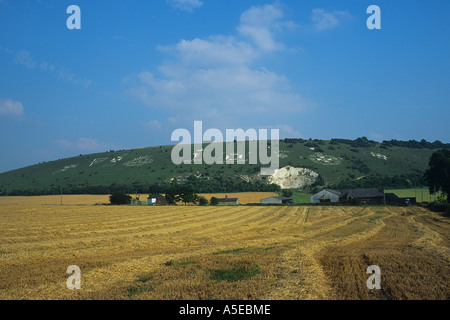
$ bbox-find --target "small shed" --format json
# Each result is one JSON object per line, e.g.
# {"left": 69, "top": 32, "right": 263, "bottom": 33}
{"left": 147, "top": 195, "right": 167, "bottom": 206}
{"left": 260, "top": 196, "right": 293, "bottom": 205}
{"left": 310, "top": 189, "right": 340, "bottom": 204}
{"left": 217, "top": 197, "right": 240, "bottom": 206}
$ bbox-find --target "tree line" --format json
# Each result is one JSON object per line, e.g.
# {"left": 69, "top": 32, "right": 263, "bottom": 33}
{"left": 283, "top": 137, "right": 450, "bottom": 150}
{"left": 109, "top": 185, "right": 221, "bottom": 206}
{"left": 1, "top": 175, "right": 280, "bottom": 196}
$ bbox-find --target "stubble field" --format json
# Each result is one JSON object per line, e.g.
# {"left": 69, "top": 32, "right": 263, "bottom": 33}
{"left": 0, "top": 195, "right": 449, "bottom": 300}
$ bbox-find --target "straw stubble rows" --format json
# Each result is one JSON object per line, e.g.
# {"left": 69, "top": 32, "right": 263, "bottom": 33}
{"left": 0, "top": 198, "right": 448, "bottom": 300}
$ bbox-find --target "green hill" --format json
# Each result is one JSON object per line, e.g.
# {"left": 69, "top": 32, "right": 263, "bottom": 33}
{"left": 0, "top": 138, "right": 447, "bottom": 196}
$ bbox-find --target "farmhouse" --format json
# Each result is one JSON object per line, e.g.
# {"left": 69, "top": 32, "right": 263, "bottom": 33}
{"left": 260, "top": 196, "right": 293, "bottom": 205}
{"left": 217, "top": 197, "right": 240, "bottom": 206}
{"left": 339, "top": 188, "right": 385, "bottom": 204}
{"left": 147, "top": 195, "right": 167, "bottom": 206}
{"left": 310, "top": 189, "right": 340, "bottom": 204}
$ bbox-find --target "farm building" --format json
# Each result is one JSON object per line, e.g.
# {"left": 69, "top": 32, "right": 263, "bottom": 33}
{"left": 260, "top": 196, "right": 293, "bottom": 205}
{"left": 339, "top": 188, "right": 385, "bottom": 204}
{"left": 217, "top": 197, "right": 240, "bottom": 206}
{"left": 147, "top": 195, "right": 167, "bottom": 206}
{"left": 310, "top": 189, "right": 340, "bottom": 204}
{"left": 385, "top": 193, "right": 399, "bottom": 204}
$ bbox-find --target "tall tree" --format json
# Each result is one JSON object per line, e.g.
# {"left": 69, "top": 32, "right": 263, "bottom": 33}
{"left": 109, "top": 192, "right": 132, "bottom": 205}
{"left": 424, "top": 149, "right": 450, "bottom": 203}
{"left": 164, "top": 185, "right": 199, "bottom": 205}
{"left": 177, "top": 185, "right": 198, "bottom": 205}
{"left": 165, "top": 186, "right": 179, "bottom": 205}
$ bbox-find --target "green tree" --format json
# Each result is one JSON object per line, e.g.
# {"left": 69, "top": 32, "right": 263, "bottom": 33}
{"left": 197, "top": 196, "right": 209, "bottom": 206}
{"left": 109, "top": 192, "right": 132, "bottom": 205}
{"left": 165, "top": 185, "right": 199, "bottom": 205}
{"left": 177, "top": 185, "right": 198, "bottom": 205}
{"left": 281, "top": 190, "right": 293, "bottom": 198}
{"left": 424, "top": 149, "right": 450, "bottom": 203}
{"left": 210, "top": 197, "right": 219, "bottom": 206}
{"left": 165, "top": 186, "right": 179, "bottom": 205}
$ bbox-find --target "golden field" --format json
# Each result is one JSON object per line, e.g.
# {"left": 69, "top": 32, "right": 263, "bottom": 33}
{"left": 0, "top": 195, "right": 449, "bottom": 300}
{"left": 0, "top": 192, "right": 278, "bottom": 206}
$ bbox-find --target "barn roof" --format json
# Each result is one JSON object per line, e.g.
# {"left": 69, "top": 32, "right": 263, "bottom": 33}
{"left": 324, "top": 189, "right": 341, "bottom": 196}
{"left": 217, "top": 198, "right": 239, "bottom": 202}
{"left": 148, "top": 195, "right": 165, "bottom": 199}
{"left": 274, "top": 196, "right": 292, "bottom": 200}
{"left": 311, "top": 189, "right": 341, "bottom": 199}
{"left": 312, "top": 189, "right": 340, "bottom": 196}
{"left": 340, "top": 188, "right": 384, "bottom": 198}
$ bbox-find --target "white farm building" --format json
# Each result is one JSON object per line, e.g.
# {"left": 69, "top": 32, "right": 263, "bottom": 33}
{"left": 310, "top": 189, "right": 341, "bottom": 204}
{"left": 260, "top": 196, "right": 293, "bottom": 205}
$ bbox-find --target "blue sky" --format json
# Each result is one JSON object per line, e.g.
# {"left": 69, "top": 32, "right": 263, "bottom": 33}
{"left": 0, "top": 0, "right": 449, "bottom": 173}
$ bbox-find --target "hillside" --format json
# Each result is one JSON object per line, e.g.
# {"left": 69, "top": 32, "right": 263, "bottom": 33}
{"left": 0, "top": 138, "right": 447, "bottom": 196}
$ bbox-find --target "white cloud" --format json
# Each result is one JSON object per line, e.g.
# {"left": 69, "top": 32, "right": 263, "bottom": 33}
{"left": 237, "top": 3, "right": 290, "bottom": 52}
{"left": 14, "top": 50, "right": 36, "bottom": 69}
{"left": 127, "top": 66, "right": 311, "bottom": 125}
{"left": 0, "top": 98, "right": 24, "bottom": 116}
{"left": 142, "top": 120, "right": 163, "bottom": 130}
{"left": 276, "top": 124, "right": 303, "bottom": 138}
{"left": 4, "top": 47, "right": 92, "bottom": 87}
{"left": 54, "top": 138, "right": 114, "bottom": 152}
{"left": 167, "top": 0, "right": 203, "bottom": 12}
{"left": 311, "top": 8, "right": 350, "bottom": 31}
{"left": 171, "top": 36, "right": 259, "bottom": 67}
{"left": 125, "top": 3, "right": 314, "bottom": 131}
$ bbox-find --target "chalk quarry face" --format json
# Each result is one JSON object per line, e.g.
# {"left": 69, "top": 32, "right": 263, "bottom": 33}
{"left": 268, "top": 166, "right": 319, "bottom": 189}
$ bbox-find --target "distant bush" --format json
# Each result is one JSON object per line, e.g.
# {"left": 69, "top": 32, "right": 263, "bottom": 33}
{"left": 281, "top": 190, "right": 293, "bottom": 198}
{"left": 109, "top": 192, "right": 132, "bottom": 205}
{"left": 210, "top": 197, "right": 219, "bottom": 206}
{"left": 427, "top": 202, "right": 450, "bottom": 215}
{"left": 283, "top": 138, "right": 305, "bottom": 144}
{"left": 198, "top": 196, "right": 209, "bottom": 206}
{"left": 330, "top": 137, "right": 376, "bottom": 148}
{"left": 304, "top": 142, "right": 319, "bottom": 148}
{"left": 381, "top": 139, "right": 450, "bottom": 149}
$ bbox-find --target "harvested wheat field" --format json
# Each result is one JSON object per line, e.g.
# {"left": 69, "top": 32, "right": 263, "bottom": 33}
{"left": 0, "top": 196, "right": 449, "bottom": 300}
